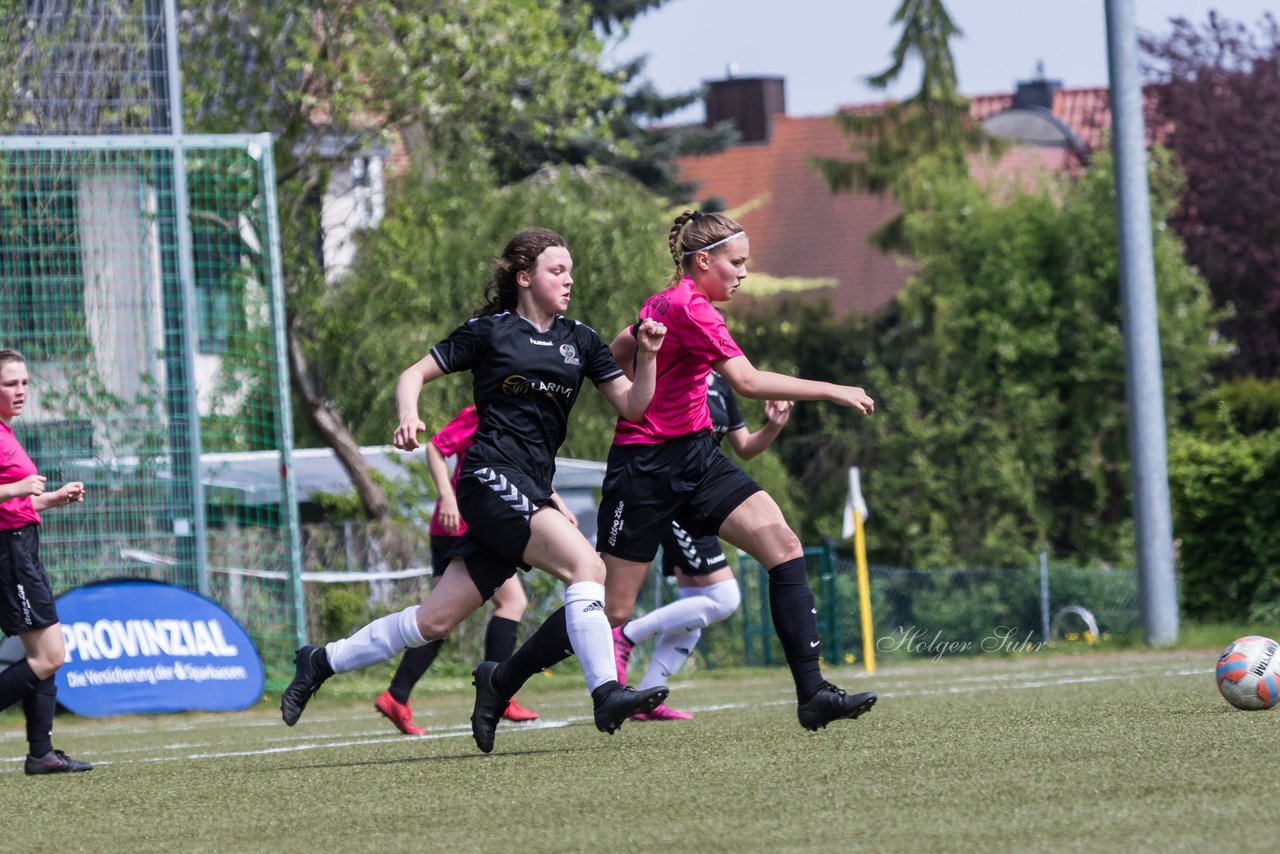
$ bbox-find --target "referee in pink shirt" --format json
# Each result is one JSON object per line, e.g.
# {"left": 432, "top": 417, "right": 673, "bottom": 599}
{"left": 0, "top": 349, "right": 92, "bottom": 774}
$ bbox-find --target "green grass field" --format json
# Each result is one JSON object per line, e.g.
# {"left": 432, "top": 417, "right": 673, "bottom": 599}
{"left": 3, "top": 647, "right": 1275, "bottom": 852}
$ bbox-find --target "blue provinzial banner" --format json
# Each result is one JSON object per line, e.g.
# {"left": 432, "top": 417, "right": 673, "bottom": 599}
{"left": 54, "top": 579, "right": 265, "bottom": 717}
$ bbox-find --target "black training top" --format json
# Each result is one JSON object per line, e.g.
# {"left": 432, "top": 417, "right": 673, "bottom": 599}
{"left": 707, "top": 371, "right": 746, "bottom": 445}
{"left": 430, "top": 311, "right": 623, "bottom": 487}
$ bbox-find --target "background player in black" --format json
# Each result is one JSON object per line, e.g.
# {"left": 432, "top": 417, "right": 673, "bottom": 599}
{"left": 613, "top": 371, "right": 792, "bottom": 720}
{"left": 280, "top": 228, "right": 670, "bottom": 749}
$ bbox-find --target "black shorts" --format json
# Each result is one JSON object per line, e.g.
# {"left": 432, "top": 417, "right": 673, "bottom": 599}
{"left": 429, "top": 534, "right": 461, "bottom": 576}
{"left": 660, "top": 522, "right": 729, "bottom": 577}
{"left": 597, "top": 432, "right": 761, "bottom": 564}
{"left": 452, "top": 464, "right": 553, "bottom": 600}
{"left": 0, "top": 524, "right": 59, "bottom": 636}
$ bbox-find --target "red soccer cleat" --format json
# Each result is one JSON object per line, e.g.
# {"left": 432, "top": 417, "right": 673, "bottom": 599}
{"left": 375, "top": 690, "right": 425, "bottom": 735}
{"left": 502, "top": 697, "right": 540, "bottom": 722}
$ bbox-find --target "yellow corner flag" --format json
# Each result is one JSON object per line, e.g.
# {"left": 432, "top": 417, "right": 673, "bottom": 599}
{"left": 843, "top": 467, "right": 876, "bottom": 675}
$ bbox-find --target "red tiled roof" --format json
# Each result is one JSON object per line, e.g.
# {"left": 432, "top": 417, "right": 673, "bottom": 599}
{"left": 677, "top": 86, "right": 1122, "bottom": 317}
{"left": 677, "top": 114, "right": 910, "bottom": 316}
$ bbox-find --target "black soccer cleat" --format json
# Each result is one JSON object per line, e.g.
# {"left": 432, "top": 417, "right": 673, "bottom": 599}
{"left": 24, "top": 749, "right": 93, "bottom": 775}
{"left": 591, "top": 681, "right": 669, "bottom": 735}
{"left": 470, "top": 661, "right": 510, "bottom": 754}
{"left": 280, "top": 644, "right": 330, "bottom": 726}
{"left": 797, "top": 683, "right": 877, "bottom": 731}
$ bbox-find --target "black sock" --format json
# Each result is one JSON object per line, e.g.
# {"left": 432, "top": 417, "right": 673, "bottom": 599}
{"left": 0, "top": 659, "right": 39, "bottom": 713}
{"left": 388, "top": 641, "right": 442, "bottom": 704}
{"left": 484, "top": 616, "right": 519, "bottom": 663}
{"left": 312, "top": 646, "right": 335, "bottom": 679}
{"left": 768, "top": 557, "right": 826, "bottom": 702}
{"left": 492, "top": 607, "right": 572, "bottom": 699}
{"left": 22, "top": 676, "right": 56, "bottom": 757}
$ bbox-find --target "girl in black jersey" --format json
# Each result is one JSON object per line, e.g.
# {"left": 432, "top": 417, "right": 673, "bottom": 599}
{"left": 281, "top": 228, "right": 670, "bottom": 747}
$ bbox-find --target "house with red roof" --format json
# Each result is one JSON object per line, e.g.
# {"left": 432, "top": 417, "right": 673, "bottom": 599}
{"left": 676, "top": 75, "right": 1115, "bottom": 317}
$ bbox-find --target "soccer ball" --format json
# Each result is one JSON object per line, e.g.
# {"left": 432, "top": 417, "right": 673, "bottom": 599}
{"left": 1215, "top": 635, "right": 1280, "bottom": 710}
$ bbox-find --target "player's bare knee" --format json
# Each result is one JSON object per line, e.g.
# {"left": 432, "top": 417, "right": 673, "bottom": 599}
{"left": 567, "top": 554, "right": 606, "bottom": 586}
{"left": 30, "top": 649, "right": 63, "bottom": 679}
{"left": 417, "top": 612, "right": 455, "bottom": 642}
{"left": 606, "top": 601, "right": 631, "bottom": 627}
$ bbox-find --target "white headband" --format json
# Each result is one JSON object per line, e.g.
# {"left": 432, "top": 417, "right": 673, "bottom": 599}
{"left": 682, "top": 231, "right": 745, "bottom": 257}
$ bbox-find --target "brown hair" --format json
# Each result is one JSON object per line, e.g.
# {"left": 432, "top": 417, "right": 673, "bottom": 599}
{"left": 474, "top": 228, "right": 569, "bottom": 317}
{"left": 0, "top": 349, "right": 25, "bottom": 370}
{"left": 666, "top": 209, "right": 744, "bottom": 287}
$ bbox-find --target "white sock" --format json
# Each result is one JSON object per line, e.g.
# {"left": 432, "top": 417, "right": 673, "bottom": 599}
{"left": 563, "top": 581, "right": 614, "bottom": 692}
{"left": 326, "top": 605, "right": 425, "bottom": 674}
{"left": 625, "top": 578, "right": 742, "bottom": 642}
{"left": 638, "top": 627, "right": 701, "bottom": 691}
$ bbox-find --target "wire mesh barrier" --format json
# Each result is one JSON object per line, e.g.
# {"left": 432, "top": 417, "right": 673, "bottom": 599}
{"left": 739, "top": 546, "right": 1144, "bottom": 666}
{"left": 0, "top": 1, "right": 173, "bottom": 138}
{"left": 0, "top": 136, "right": 303, "bottom": 668}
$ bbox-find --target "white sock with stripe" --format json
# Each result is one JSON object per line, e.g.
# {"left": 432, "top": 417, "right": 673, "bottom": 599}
{"left": 563, "top": 581, "right": 614, "bottom": 692}
{"left": 326, "top": 605, "right": 426, "bottom": 674}
{"left": 624, "top": 579, "right": 742, "bottom": 642}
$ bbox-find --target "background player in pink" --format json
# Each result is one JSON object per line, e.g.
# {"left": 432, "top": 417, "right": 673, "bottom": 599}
{"left": 0, "top": 348, "right": 93, "bottom": 774}
{"left": 373, "top": 404, "right": 540, "bottom": 735}
{"left": 598, "top": 209, "right": 878, "bottom": 731}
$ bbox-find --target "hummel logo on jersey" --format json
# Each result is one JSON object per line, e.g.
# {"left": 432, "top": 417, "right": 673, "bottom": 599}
{"left": 529, "top": 338, "right": 553, "bottom": 346}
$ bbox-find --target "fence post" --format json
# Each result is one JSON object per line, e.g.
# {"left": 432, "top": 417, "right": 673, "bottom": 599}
{"left": 1039, "top": 547, "right": 1051, "bottom": 643}
{"left": 820, "top": 540, "right": 840, "bottom": 663}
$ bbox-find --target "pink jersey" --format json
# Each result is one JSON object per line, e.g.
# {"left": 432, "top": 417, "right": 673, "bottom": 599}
{"left": 428, "top": 405, "right": 478, "bottom": 537}
{"left": 0, "top": 420, "right": 41, "bottom": 530}
{"left": 613, "top": 276, "right": 744, "bottom": 445}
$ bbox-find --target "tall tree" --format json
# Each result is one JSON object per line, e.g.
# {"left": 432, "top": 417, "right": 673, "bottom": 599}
{"left": 173, "top": 1, "right": 713, "bottom": 527}
{"left": 813, "top": 0, "right": 993, "bottom": 242}
{"left": 736, "top": 152, "right": 1222, "bottom": 567}
{"left": 1141, "top": 12, "right": 1280, "bottom": 379}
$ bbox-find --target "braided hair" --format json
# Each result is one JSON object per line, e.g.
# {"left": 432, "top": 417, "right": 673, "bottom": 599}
{"left": 474, "top": 228, "right": 568, "bottom": 317}
{"left": 666, "top": 209, "right": 744, "bottom": 287}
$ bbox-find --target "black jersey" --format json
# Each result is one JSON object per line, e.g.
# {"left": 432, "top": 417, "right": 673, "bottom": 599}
{"left": 430, "top": 311, "right": 623, "bottom": 487}
{"left": 707, "top": 371, "right": 745, "bottom": 444}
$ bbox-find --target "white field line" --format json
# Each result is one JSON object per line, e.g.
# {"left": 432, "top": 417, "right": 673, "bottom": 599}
{"left": 0, "top": 663, "right": 1215, "bottom": 773}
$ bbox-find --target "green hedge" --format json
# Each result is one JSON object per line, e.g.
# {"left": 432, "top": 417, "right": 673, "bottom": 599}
{"left": 1169, "top": 428, "right": 1280, "bottom": 621}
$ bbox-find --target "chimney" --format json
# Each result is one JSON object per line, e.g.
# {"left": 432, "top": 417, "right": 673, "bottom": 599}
{"left": 704, "top": 76, "right": 786, "bottom": 144}
{"left": 1013, "top": 60, "right": 1060, "bottom": 112}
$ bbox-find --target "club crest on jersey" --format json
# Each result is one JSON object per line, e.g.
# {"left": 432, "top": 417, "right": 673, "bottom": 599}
{"left": 559, "top": 344, "right": 581, "bottom": 366}
{"left": 502, "top": 374, "right": 574, "bottom": 399}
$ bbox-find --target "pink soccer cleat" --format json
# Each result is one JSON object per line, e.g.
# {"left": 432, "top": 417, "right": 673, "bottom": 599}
{"left": 631, "top": 703, "right": 694, "bottom": 722}
{"left": 612, "top": 625, "right": 634, "bottom": 685}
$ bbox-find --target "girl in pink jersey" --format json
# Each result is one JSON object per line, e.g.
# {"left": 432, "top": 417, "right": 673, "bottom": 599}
{"left": 597, "top": 210, "right": 878, "bottom": 731}
{"left": 485, "top": 212, "right": 879, "bottom": 732}
{"left": 0, "top": 349, "right": 93, "bottom": 774}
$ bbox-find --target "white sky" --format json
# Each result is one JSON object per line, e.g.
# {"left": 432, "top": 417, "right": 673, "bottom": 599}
{"left": 606, "top": 0, "right": 1276, "bottom": 120}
